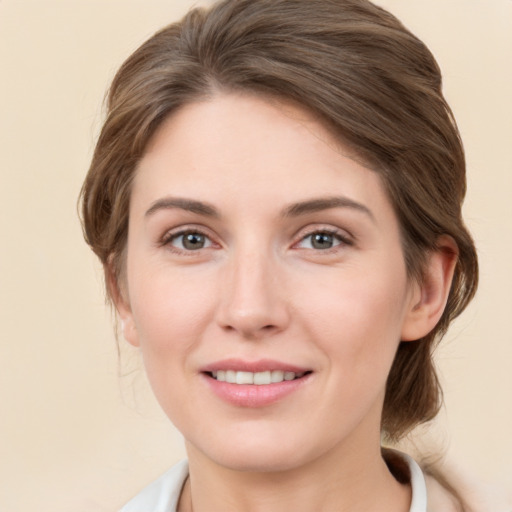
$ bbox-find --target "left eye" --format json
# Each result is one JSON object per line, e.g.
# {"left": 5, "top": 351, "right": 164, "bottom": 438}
{"left": 168, "top": 231, "right": 213, "bottom": 251}
{"left": 298, "top": 231, "right": 345, "bottom": 250}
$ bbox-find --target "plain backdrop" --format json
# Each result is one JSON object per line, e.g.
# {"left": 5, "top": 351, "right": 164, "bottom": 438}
{"left": 1, "top": 1, "right": 511, "bottom": 510}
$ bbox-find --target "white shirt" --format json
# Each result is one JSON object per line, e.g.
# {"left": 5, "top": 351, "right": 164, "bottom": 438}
{"left": 119, "top": 452, "right": 427, "bottom": 512}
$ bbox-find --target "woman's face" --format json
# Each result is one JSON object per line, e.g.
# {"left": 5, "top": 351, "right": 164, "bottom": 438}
{"left": 119, "top": 93, "right": 421, "bottom": 472}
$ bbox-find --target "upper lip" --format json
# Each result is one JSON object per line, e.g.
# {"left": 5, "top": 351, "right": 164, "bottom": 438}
{"left": 201, "top": 358, "right": 311, "bottom": 374}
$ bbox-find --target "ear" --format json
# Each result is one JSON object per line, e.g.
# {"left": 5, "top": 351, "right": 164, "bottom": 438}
{"left": 105, "top": 261, "right": 140, "bottom": 347}
{"left": 401, "top": 235, "right": 458, "bottom": 342}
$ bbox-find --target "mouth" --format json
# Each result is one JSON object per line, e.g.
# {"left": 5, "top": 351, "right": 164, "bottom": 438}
{"left": 207, "top": 370, "right": 311, "bottom": 385}
{"left": 201, "top": 360, "right": 313, "bottom": 407}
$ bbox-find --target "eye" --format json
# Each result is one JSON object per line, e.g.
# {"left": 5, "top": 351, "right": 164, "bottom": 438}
{"left": 166, "top": 230, "right": 213, "bottom": 251}
{"left": 297, "top": 230, "right": 350, "bottom": 250}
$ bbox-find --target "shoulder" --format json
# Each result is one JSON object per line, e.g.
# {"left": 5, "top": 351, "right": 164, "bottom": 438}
{"left": 424, "top": 474, "right": 461, "bottom": 512}
{"left": 424, "top": 464, "right": 512, "bottom": 512}
{"left": 119, "top": 460, "right": 189, "bottom": 512}
{"left": 386, "top": 449, "right": 512, "bottom": 512}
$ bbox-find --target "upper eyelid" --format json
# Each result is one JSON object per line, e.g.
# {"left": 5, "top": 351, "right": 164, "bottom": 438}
{"left": 293, "top": 224, "right": 354, "bottom": 242}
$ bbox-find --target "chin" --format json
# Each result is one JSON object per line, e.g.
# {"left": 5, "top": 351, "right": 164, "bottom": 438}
{"left": 188, "top": 427, "right": 322, "bottom": 474}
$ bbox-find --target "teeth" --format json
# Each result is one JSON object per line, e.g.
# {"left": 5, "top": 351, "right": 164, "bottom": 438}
{"left": 236, "top": 371, "right": 254, "bottom": 384}
{"left": 253, "top": 371, "right": 271, "bottom": 385}
{"left": 271, "top": 370, "right": 284, "bottom": 383}
{"left": 212, "top": 370, "right": 305, "bottom": 384}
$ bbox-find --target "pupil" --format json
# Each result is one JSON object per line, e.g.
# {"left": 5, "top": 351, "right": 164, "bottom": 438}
{"left": 183, "top": 233, "right": 205, "bottom": 250}
{"left": 312, "top": 233, "right": 333, "bottom": 249}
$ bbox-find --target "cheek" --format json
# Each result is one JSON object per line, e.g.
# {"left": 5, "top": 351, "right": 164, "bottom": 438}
{"left": 298, "top": 266, "right": 409, "bottom": 367}
{"left": 128, "top": 265, "right": 218, "bottom": 357}
{"left": 126, "top": 267, "right": 219, "bottom": 420}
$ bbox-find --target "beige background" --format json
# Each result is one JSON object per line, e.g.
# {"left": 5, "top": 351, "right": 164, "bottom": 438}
{"left": 0, "top": 0, "right": 511, "bottom": 510}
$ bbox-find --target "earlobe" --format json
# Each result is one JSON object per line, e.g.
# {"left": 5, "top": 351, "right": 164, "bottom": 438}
{"left": 401, "top": 236, "right": 458, "bottom": 342}
{"left": 105, "top": 262, "right": 140, "bottom": 347}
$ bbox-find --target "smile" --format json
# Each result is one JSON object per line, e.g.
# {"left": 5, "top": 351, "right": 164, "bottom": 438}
{"left": 201, "top": 360, "right": 313, "bottom": 407}
{"left": 210, "top": 370, "right": 308, "bottom": 385}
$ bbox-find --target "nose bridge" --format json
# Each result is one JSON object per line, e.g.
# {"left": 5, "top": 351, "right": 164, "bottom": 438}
{"left": 217, "top": 239, "right": 288, "bottom": 338}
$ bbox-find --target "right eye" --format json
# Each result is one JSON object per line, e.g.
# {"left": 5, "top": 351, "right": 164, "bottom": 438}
{"left": 165, "top": 230, "right": 213, "bottom": 251}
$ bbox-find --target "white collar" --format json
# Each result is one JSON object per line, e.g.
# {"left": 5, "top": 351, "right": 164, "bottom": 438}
{"left": 400, "top": 452, "right": 428, "bottom": 512}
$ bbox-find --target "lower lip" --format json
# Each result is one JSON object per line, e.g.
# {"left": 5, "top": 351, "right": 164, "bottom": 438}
{"left": 202, "top": 373, "right": 312, "bottom": 408}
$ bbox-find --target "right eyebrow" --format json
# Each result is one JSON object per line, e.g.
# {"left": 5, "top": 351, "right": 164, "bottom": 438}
{"left": 145, "top": 197, "right": 220, "bottom": 218}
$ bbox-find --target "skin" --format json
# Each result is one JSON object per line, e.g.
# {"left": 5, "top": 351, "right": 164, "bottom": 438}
{"left": 114, "top": 93, "right": 456, "bottom": 512}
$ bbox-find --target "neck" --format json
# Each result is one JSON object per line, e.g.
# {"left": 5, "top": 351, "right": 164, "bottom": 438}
{"left": 179, "top": 439, "right": 411, "bottom": 512}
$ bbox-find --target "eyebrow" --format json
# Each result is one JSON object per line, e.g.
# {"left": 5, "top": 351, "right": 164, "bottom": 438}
{"left": 144, "top": 195, "right": 374, "bottom": 222}
{"left": 145, "top": 197, "right": 219, "bottom": 218}
{"left": 282, "top": 196, "right": 374, "bottom": 221}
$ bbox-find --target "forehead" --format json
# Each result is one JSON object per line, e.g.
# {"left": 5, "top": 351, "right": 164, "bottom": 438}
{"left": 132, "top": 92, "right": 393, "bottom": 223}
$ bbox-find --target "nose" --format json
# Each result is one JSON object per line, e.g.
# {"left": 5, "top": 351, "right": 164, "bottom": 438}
{"left": 216, "top": 248, "right": 290, "bottom": 340}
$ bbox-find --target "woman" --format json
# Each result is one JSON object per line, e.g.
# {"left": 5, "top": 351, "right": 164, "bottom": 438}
{"left": 80, "top": 0, "right": 479, "bottom": 510}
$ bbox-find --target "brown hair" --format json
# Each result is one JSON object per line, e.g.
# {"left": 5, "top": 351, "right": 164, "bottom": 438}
{"left": 80, "top": 0, "right": 478, "bottom": 442}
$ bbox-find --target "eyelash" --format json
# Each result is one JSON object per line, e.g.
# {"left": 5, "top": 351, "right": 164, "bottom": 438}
{"left": 160, "top": 227, "right": 217, "bottom": 254}
{"left": 294, "top": 228, "right": 353, "bottom": 252}
{"left": 159, "top": 226, "right": 353, "bottom": 254}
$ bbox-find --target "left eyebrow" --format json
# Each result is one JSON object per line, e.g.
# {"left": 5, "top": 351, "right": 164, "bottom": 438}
{"left": 282, "top": 196, "right": 375, "bottom": 222}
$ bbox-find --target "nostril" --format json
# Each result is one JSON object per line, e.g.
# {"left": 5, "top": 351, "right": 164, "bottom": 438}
{"left": 221, "top": 322, "right": 280, "bottom": 339}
